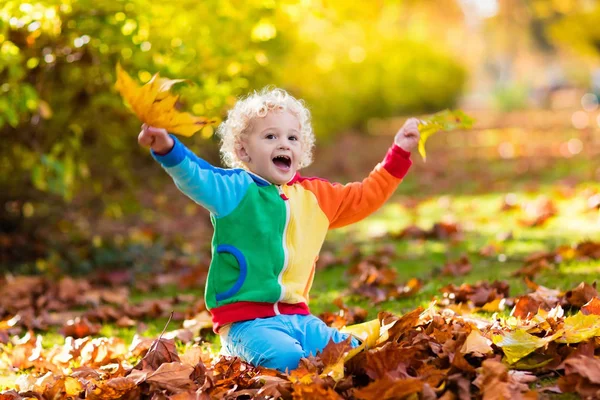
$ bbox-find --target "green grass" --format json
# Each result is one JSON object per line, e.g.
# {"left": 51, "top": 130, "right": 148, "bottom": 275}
{"left": 2, "top": 162, "right": 598, "bottom": 397}
{"left": 309, "top": 181, "right": 599, "bottom": 318}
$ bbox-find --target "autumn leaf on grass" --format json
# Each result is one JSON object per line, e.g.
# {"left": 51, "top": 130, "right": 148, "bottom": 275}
{"left": 582, "top": 297, "right": 600, "bottom": 315}
{"left": 133, "top": 314, "right": 180, "bottom": 371}
{"left": 460, "top": 330, "right": 494, "bottom": 357}
{"left": 318, "top": 337, "right": 354, "bottom": 382}
{"left": 492, "top": 329, "right": 563, "bottom": 364}
{"left": 340, "top": 318, "right": 380, "bottom": 351}
{"left": 145, "top": 362, "right": 196, "bottom": 392}
{"left": 441, "top": 255, "right": 472, "bottom": 277}
{"left": 115, "top": 63, "right": 214, "bottom": 136}
{"left": 564, "top": 282, "right": 598, "bottom": 308}
{"left": 555, "top": 312, "right": 600, "bottom": 344}
{"left": 473, "top": 359, "right": 539, "bottom": 399}
{"left": 558, "top": 356, "right": 600, "bottom": 399}
{"left": 86, "top": 377, "right": 140, "bottom": 400}
{"left": 353, "top": 376, "right": 423, "bottom": 400}
{"left": 417, "top": 109, "right": 474, "bottom": 161}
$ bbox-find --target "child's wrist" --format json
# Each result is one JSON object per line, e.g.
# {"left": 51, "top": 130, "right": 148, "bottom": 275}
{"left": 152, "top": 136, "right": 175, "bottom": 155}
{"left": 394, "top": 141, "right": 413, "bottom": 153}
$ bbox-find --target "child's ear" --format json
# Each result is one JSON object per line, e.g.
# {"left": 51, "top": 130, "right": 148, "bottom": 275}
{"left": 235, "top": 142, "right": 251, "bottom": 163}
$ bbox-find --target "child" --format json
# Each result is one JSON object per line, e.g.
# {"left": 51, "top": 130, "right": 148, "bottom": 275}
{"left": 138, "top": 88, "right": 420, "bottom": 372}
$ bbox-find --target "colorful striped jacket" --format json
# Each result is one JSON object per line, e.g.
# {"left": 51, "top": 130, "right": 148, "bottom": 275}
{"left": 152, "top": 136, "right": 412, "bottom": 331}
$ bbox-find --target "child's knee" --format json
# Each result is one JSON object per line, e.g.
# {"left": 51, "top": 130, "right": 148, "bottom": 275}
{"left": 261, "top": 347, "right": 304, "bottom": 373}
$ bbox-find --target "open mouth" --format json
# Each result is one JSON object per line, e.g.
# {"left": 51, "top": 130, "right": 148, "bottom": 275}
{"left": 272, "top": 155, "right": 292, "bottom": 171}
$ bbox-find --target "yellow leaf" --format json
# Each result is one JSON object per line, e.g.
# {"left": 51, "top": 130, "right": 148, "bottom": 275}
{"left": 340, "top": 318, "right": 380, "bottom": 349}
{"left": 555, "top": 312, "right": 600, "bottom": 343}
{"left": 64, "top": 376, "right": 83, "bottom": 397}
{"left": 115, "top": 63, "right": 213, "bottom": 137}
{"left": 492, "top": 329, "right": 563, "bottom": 364}
{"left": 460, "top": 330, "right": 493, "bottom": 356}
{"left": 417, "top": 109, "right": 474, "bottom": 162}
{"left": 320, "top": 358, "right": 345, "bottom": 382}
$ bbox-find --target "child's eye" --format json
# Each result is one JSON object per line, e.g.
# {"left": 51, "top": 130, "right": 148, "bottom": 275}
{"left": 265, "top": 134, "right": 276, "bottom": 139}
{"left": 289, "top": 135, "right": 298, "bottom": 141}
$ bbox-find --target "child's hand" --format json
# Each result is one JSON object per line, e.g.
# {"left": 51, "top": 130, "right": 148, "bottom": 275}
{"left": 138, "top": 124, "right": 174, "bottom": 155}
{"left": 394, "top": 118, "right": 421, "bottom": 152}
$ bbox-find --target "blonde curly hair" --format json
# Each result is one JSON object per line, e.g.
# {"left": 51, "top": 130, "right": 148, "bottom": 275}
{"left": 217, "top": 87, "right": 315, "bottom": 170}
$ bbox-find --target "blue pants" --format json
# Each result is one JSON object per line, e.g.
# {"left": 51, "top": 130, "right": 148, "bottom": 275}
{"left": 220, "top": 314, "right": 360, "bottom": 373}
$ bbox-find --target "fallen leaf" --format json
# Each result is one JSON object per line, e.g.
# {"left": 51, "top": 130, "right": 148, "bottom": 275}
{"left": 460, "top": 330, "right": 493, "bottom": 357}
{"left": 555, "top": 312, "right": 600, "bottom": 343}
{"left": 86, "top": 377, "right": 139, "bottom": 400}
{"left": 61, "top": 317, "right": 101, "bottom": 338}
{"left": 292, "top": 382, "right": 343, "bottom": 399}
{"left": 558, "top": 356, "right": 600, "bottom": 399}
{"left": 492, "top": 329, "right": 563, "bottom": 364}
{"left": 565, "top": 282, "right": 598, "bottom": 308}
{"left": 145, "top": 361, "right": 195, "bottom": 392}
{"left": 353, "top": 376, "right": 423, "bottom": 400}
{"left": 363, "top": 342, "right": 411, "bottom": 381}
{"left": 441, "top": 256, "right": 472, "bottom": 277}
{"left": 512, "top": 296, "right": 541, "bottom": 319}
{"left": 133, "top": 337, "right": 180, "bottom": 371}
{"left": 582, "top": 297, "right": 600, "bottom": 315}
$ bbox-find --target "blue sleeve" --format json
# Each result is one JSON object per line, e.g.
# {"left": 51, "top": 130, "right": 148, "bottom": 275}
{"left": 151, "top": 135, "right": 252, "bottom": 217}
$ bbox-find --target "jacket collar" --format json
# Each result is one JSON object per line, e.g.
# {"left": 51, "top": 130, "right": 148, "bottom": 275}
{"left": 246, "top": 171, "right": 301, "bottom": 187}
{"left": 247, "top": 171, "right": 271, "bottom": 186}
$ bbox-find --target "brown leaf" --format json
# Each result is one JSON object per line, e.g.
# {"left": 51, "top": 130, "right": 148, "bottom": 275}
{"left": 441, "top": 255, "right": 472, "bottom": 277}
{"left": 43, "top": 376, "right": 83, "bottom": 400}
{"left": 474, "top": 359, "right": 521, "bottom": 400}
{"left": 86, "top": 377, "right": 139, "bottom": 400}
{"left": 512, "top": 296, "right": 541, "bottom": 319}
{"left": 133, "top": 337, "right": 180, "bottom": 371}
{"left": 445, "top": 373, "right": 472, "bottom": 400}
{"left": 353, "top": 376, "right": 423, "bottom": 400}
{"left": 512, "top": 259, "right": 552, "bottom": 278}
{"left": 256, "top": 376, "right": 293, "bottom": 399}
{"left": 395, "top": 225, "right": 428, "bottom": 240}
{"left": 441, "top": 281, "right": 510, "bottom": 307}
{"left": 319, "top": 337, "right": 353, "bottom": 367}
{"left": 460, "top": 330, "right": 493, "bottom": 357}
{"left": 582, "top": 297, "right": 600, "bottom": 315}
{"left": 115, "top": 316, "right": 136, "bottom": 327}
{"left": 429, "top": 222, "right": 461, "bottom": 240}
{"left": 416, "top": 363, "right": 450, "bottom": 389}
{"left": 292, "top": 382, "right": 343, "bottom": 399}
{"left": 145, "top": 361, "right": 196, "bottom": 392}
{"left": 61, "top": 317, "right": 101, "bottom": 338}
{"left": 363, "top": 342, "right": 411, "bottom": 381}
{"left": 565, "top": 282, "right": 598, "bottom": 308}
{"left": 575, "top": 241, "right": 600, "bottom": 259}
{"left": 79, "top": 337, "right": 127, "bottom": 367}
{"left": 378, "top": 307, "right": 423, "bottom": 344}
{"left": 558, "top": 356, "right": 600, "bottom": 398}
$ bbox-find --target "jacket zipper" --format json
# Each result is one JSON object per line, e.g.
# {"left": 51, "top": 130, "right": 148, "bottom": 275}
{"left": 275, "top": 185, "right": 290, "bottom": 315}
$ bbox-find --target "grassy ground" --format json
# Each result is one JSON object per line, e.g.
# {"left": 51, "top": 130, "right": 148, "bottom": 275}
{"left": 1, "top": 156, "right": 598, "bottom": 397}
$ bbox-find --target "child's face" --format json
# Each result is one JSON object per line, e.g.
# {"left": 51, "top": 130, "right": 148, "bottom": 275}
{"left": 237, "top": 110, "right": 303, "bottom": 185}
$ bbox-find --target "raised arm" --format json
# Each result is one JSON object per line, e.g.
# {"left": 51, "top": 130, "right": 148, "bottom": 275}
{"left": 140, "top": 125, "right": 252, "bottom": 217}
{"left": 299, "top": 144, "right": 412, "bottom": 228}
{"left": 298, "top": 118, "right": 419, "bottom": 228}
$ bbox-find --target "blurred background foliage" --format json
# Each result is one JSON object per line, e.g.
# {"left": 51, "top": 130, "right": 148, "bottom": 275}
{"left": 1, "top": 0, "right": 599, "bottom": 273}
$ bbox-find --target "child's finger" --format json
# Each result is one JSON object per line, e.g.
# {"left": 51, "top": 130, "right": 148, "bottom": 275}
{"left": 138, "top": 130, "right": 153, "bottom": 147}
{"left": 146, "top": 125, "right": 168, "bottom": 135}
